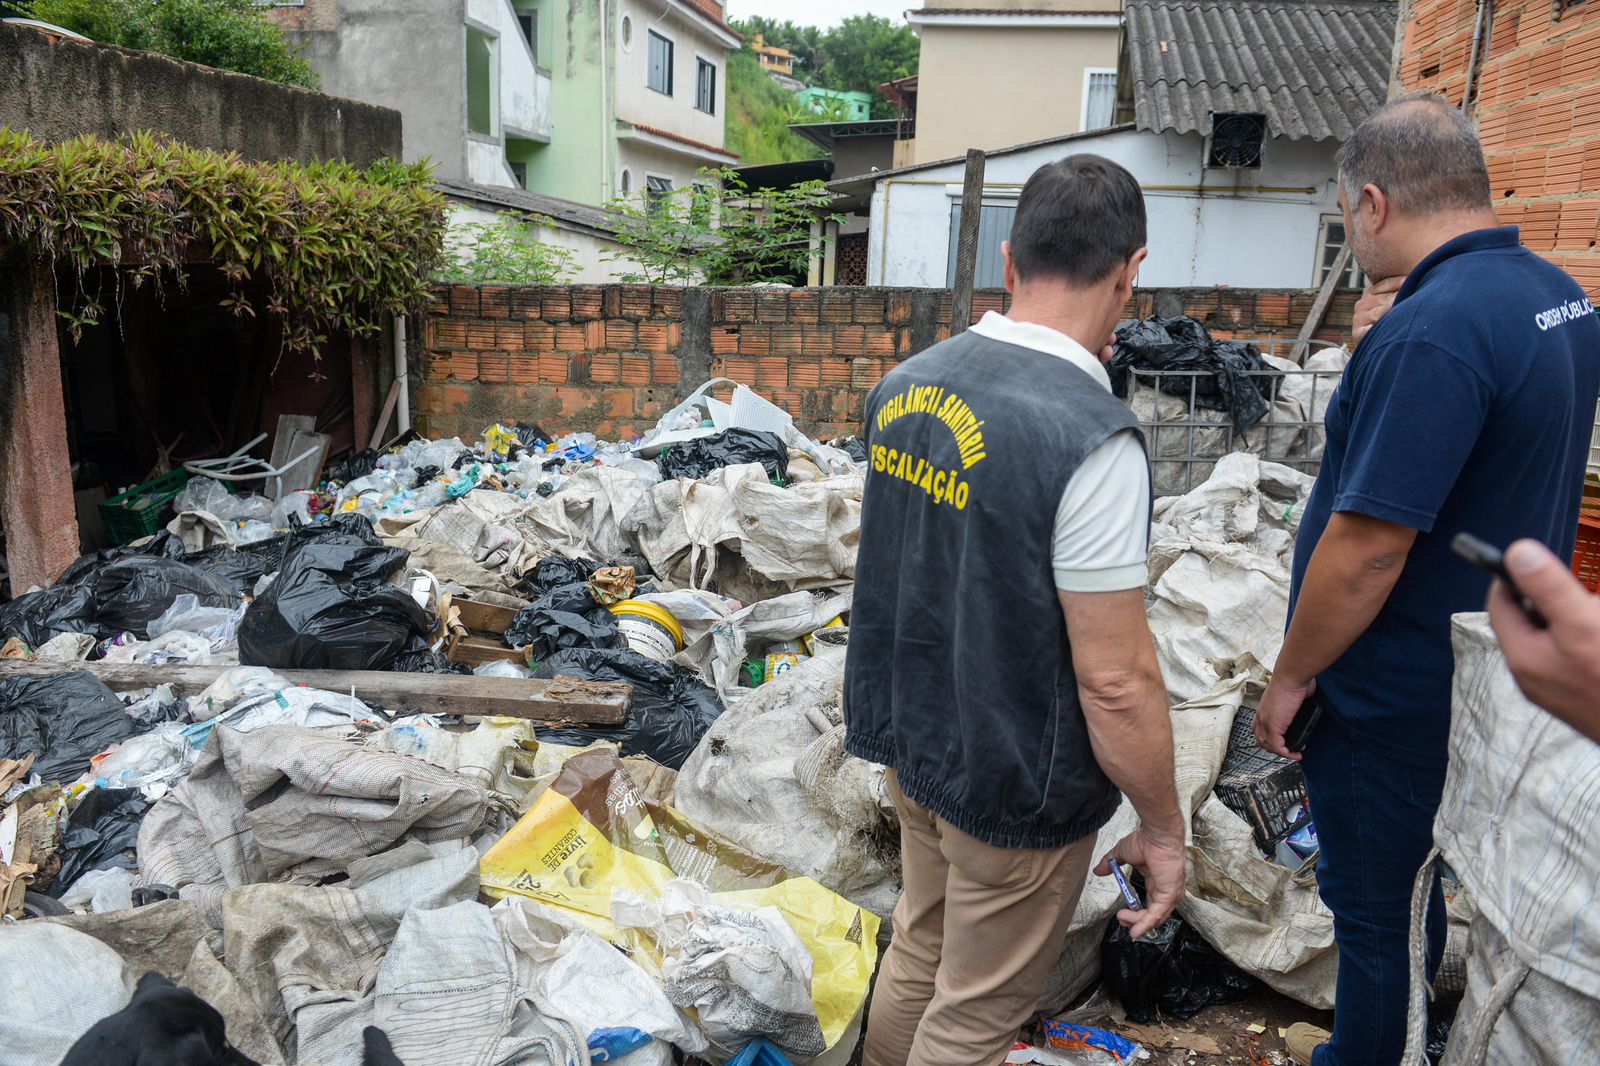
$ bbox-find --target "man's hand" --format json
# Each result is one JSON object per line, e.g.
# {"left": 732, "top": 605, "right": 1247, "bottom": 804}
{"left": 1255, "top": 674, "right": 1316, "bottom": 760}
{"left": 1096, "top": 826, "right": 1186, "bottom": 940}
{"left": 1353, "top": 276, "right": 1403, "bottom": 343}
{"left": 1489, "top": 539, "right": 1600, "bottom": 741}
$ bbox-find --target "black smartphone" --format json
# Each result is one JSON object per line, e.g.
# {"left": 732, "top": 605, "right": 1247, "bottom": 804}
{"left": 1108, "top": 861, "right": 1143, "bottom": 911}
{"left": 1451, "top": 533, "right": 1548, "bottom": 629}
{"left": 1284, "top": 694, "right": 1323, "bottom": 754}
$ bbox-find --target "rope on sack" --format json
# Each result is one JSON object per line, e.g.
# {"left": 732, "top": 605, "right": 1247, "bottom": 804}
{"left": 1450, "top": 964, "right": 1531, "bottom": 1066}
{"left": 1401, "top": 849, "right": 1443, "bottom": 1066}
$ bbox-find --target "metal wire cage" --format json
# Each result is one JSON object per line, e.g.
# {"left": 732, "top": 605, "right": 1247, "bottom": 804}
{"left": 1123, "top": 338, "right": 1347, "bottom": 497}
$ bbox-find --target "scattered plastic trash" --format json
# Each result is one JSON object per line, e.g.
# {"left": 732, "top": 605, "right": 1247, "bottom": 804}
{"left": 48, "top": 787, "right": 154, "bottom": 897}
{"left": 57, "top": 865, "right": 137, "bottom": 913}
{"left": 657, "top": 427, "right": 791, "bottom": 483}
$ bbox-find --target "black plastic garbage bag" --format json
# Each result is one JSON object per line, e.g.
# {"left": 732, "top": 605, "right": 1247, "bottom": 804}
{"left": 0, "top": 671, "right": 139, "bottom": 784}
{"left": 0, "top": 582, "right": 99, "bottom": 647}
{"left": 326, "top": 449, "right": 381, "bottom": 485}
{"left": 506, "top": 582, "right": 622, "bottom": 662}
{"left": 1101, "top": 912, "right": 1260, "bottom": 1022}
{"left": 185, "top": 538, "right": 288, "bottom": 597}
{"left": 238, "top": 514, "right": 430, "bottom": 671}
{"left": 657, "top": 428, "right": 790, "bottom": 483}
{"left": 55, "top": 532, "right": 188, "bottom": 587}
{"left": 1108, "top": 316, "right": 1276, "bottom": 433}
{"left": 48, "top": 787, "right": 154, "bottom": 895}
{"left": 524, "top": 555, "right": 602, "bottom": 599}
{"left": 392, "top": 637, "right": 471, "bottom": 675}
{"left": 89, "top": 556, "right": 240, "bottom": 639}
{"left": 533, "top": 647, "right": 724, "bottom": 769}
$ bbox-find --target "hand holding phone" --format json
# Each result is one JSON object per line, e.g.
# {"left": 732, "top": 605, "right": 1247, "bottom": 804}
{"left": 1452, "top": 533, "right": 1548, "bottom": 628}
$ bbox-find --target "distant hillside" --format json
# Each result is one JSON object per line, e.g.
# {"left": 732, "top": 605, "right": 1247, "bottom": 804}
{"left": 726, "top": 48, "right": 823, "bottom": 167}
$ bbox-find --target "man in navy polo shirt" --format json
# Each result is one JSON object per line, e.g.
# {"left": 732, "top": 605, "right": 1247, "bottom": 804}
{"left": 1255, "top": 95, "right": 1600, "bottom": 1065}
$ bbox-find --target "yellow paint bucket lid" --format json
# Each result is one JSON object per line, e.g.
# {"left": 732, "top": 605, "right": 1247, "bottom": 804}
{"left": 609, "top": 600, "right": 686, "bottom": 650}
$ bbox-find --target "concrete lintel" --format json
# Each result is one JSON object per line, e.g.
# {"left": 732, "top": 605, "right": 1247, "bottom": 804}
{"left": 1, "top": 257, "right": 80, "bottom": 591}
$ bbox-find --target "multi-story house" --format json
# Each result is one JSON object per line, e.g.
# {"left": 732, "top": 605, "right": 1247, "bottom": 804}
{"left": 271, "top": 0, "right": 738, "bottom": 207}
{"left": 903, "top": 0, "right": 1123, "bottom": 165}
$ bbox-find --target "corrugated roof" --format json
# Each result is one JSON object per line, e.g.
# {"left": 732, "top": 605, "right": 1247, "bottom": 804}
{"left": 1123, "top": 0, "right": 1397, "bottom": 141}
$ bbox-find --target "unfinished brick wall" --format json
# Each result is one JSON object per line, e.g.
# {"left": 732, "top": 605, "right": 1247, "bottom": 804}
{"left": 1402, "top": 0, "right": 1600, "bottom": 295}
{"left": 415, "top": 285, "right": 1360, "bottom": 440}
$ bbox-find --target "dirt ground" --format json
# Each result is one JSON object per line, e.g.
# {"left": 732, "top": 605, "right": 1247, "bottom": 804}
{"left": 1094, "top": 989, "right": 1335, "bottom": 1065}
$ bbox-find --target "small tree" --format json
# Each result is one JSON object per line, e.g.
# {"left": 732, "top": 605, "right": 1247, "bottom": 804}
{"left": 437, "top": 212, "right": 577, "bottom": 285}
{"left": 603, "top": 169, "right": 843, "bottom": 286}
{"left": 21, "top": 0, "right": 319, "bottom": 88}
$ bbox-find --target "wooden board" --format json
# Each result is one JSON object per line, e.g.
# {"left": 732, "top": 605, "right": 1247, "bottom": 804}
{"left": 445, "top": 598, "right": 522, "bottom": 667}
{"left": 0, "top": 661, "right": 629, "bottom": 726}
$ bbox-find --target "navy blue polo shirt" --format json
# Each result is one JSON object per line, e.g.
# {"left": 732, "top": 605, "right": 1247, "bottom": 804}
{"left": 1290, "top": 227, "right": 1600, "bottom": 765}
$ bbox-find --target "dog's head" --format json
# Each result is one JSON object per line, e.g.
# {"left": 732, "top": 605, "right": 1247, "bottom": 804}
{"left": 62, "top": 972, "right": 258, "bottom": 1066}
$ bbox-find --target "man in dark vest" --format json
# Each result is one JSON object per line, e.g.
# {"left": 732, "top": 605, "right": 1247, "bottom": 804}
{"left": 845, "top": 154, "right": 1187, "bottom": 1066}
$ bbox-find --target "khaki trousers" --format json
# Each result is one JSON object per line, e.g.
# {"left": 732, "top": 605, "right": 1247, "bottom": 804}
{"left": 862, "top": 774, "right": 1097, "bottom": 1066}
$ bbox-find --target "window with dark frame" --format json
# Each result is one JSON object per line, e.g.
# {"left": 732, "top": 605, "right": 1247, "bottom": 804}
{"left": 1316, "top": 216, "right": 1365, "bottom": 288}
{"left": 648, "top": 31, "right": 674, "bottom": 95}
{"left": 646, "top": 175, "right": 674, "bottom": 215}
{"left": 696, "top": 58, "right": 717, "bottom": 114}
{"left": 509, "top": 160, "right": 528, "bottom": 189}
{"left": 517, "top": 8, "right": 537, "bottom": 59}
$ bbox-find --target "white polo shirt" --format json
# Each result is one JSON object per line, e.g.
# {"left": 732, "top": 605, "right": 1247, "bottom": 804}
{"left": 968, "top": 312, "right": 1151, "bottom": 593}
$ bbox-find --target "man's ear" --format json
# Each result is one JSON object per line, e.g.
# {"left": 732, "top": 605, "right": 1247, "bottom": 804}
{"left": 1001, "top": 241, "right": 1018, "bottom": 294}
{"left": 1362, "top": 182, "right": 1390, "bottom": 234}
{"left": 1117, "top": 248, "right": 1148, "bottom": 298}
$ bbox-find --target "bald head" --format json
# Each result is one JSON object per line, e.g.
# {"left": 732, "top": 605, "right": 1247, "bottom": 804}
{"left": 1338, "top": 94, "right": 1493, "bottom": 215}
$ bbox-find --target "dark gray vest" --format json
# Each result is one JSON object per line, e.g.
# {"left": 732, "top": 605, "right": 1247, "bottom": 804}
{"left": 843, "top": 327, "right": 1145, "bottom": 848}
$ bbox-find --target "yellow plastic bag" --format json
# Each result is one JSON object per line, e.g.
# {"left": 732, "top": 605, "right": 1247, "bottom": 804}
{"left": 481, "top": 749, "right": 879, "bottom": 1050}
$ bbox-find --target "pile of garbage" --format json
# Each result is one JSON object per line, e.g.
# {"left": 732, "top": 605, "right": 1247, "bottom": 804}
{"left": 2, "top": 375, "right": 1466, "bottom": 1064}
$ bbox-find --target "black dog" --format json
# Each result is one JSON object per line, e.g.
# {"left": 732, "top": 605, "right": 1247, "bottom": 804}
{"left": 62, "top": 971, "right": 406, "bottom": 1066}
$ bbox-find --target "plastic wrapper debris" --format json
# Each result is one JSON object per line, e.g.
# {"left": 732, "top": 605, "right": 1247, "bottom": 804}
{"left": 0, "top": 922, "right": 135, "bottom": 1066}
{"left": 86, "top": 723, "right": 197, "bottom": 798}
{"left": 88, "top": 555, "right": 240, "bottom": 639}
{"left": 676, "top": 640, "right": 900, "bottom": 919}
{"left": 1101, "top": 911, "right": 1259, "bottom": 1023}
{"left": 187, "top": 666, "right": 290, "bottom": 722}
{"left": 148, "top": 594, "right": 243, "bottom": 642}
{"left": 123, "top": 684, "right": 183, "bottom": 728}
{"left": 613, "top": 879, "right": 826, "bottom": 1058}
{"left": 473, "top": 659, "right": 533, "bottom": 679}
{"left": 657, "top": 427, "right": 791, "bottom": 483}
{"left": 506, "top": 582, "right": 623, "bottom": 661}
{"left": 239, "top": 514, "right": 430, "bottom": 670}
{"left": 173, "top": 477, "right": 276, "bottom": 525}
{"left": 0, "top": 670, "right": 138, "bottom": 784}
{"left": 49, "top": 787, "right": 154, "bottom": 896}
{"left": 1109, "top": 316, "right": 1275, "bottom": 433}
{"left": 1037, "top": 1018, "right": 1141, "bottom": 1065}
{"left": 534, "top": 647, "right": 723, "bottom": 769}
{"left": 480, "top": 748, "right": 880, "bottom": 1056}
{"left": 58, "top": 865, "right": 137, "bottom": 913}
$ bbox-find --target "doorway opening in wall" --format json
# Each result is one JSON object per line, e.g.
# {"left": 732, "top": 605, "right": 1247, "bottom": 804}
{"left": 466, "top": 27, "right": 498, "bottom": 136}
{"left": 1316, "top": 215, "right": 1366, "bottom": 288}
{"left": 946, "top": 200, "right": 1018, "bottom": 288}
{"left": 645, "top": 175, "right": 674, "bottom": 216}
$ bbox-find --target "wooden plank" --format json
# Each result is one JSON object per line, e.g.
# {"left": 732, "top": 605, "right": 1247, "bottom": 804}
{"left": 267, "top": 414, "right": 317, "bottom": 473}
{"left": 454, "top": 599, "right": 517, "bottom": 634}
{"left": 369, "top": 379, "right": 402, "bottom": 450}
{"left": 0, "top": 660, "right": 629, "bottom": 725}
{"left": 1288, "top": 244, "right": 1351, "bottom": 365}
{"left": 949, "top": 148, "right": 988, "bottom": 338}
{"left": 447, "top": 636, "right": 524, "bottom": 668}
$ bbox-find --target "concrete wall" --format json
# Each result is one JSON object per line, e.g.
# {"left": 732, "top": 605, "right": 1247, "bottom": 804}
{"left": 911, "top": 22, "right": 1120, "bottom": 161}
{"left": 467, "top": 0, "right": 555, "bottom": 179}
{"left": 415, "top": 283, "right": 1359, "bottom": 440}
{"left": 530, "top": 0, "right": 612, "bottom": 204}
{"left": 447, "top": 201, "right": 650, "bottom": 282}
{"left": 614, "top": 0, "right": 728, "bottom": 150}
{"left": 867, "top": 127, "right": 1346, "bottom": 289}
{"left": 0, "top": 22, "right": 402, "bottom": 165}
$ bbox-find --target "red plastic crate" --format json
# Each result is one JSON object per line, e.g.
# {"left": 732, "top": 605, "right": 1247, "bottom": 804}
{"left": 1576, "top": 506, "right": 1600, "bottom": 593}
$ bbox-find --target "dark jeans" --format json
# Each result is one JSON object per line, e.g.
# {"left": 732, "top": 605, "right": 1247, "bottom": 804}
{"left": 1300, "top": 710, "right": 1446, "bottom": 1066}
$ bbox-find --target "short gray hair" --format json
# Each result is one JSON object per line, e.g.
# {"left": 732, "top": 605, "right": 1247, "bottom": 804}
{"left": 1337, "top": 94, "right": 1493, "bottom": 213}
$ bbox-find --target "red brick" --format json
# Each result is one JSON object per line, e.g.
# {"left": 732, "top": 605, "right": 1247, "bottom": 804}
{"left": 1254, "top": 294, "right": 1292, "bottom": 327}
{"left": 819, "top": 358, "right": 853, "bottom": 386}
{"left": 789, "top": 359, "right": 823, "bottom": 388}
{"left": 449, "top": 285, "right": 480, "bottom": 316}
{"left": 863, "top": 328, "right": 896, "bottom": 355}
{"left": 432, "top": 320, "right": 467, "bottom": 349}
{"left": 621, "top": 356, "right": 651, "bottom": 385}
{"left": 887, "top": 293, "right": 913, "bottom": 326}
{"left": 711, "top": 328, "right": 739, "bottom": 355}
{"left": 770, "top": 325, "right": 804, "bottom": 355}
{"left": 555, "top": 324, "right": 588, "bottom": 351}
{"left": 511, "top": 289, "right": 544, "bottom": 319}
{"left": 542, "top": 290, "right": 573, "bottom": 319}
{"left": 496, "top": 323, "right": 523, "bottom": 350}
{"left": 667, "top": 323, "right": 683, "bottom": 349}
{"left": 620, "top": 285, "right": 653, "bottom": 318}
{"left": 591, "top": 353, "right": 622, "bottom": 383}
{"left": 773, "top": 389, "right": 804, "bottom": 417}
{"left": 540, "top": 353, "right": 570, "bottom": 383}
{"left": 584, "top": 320, "right": 606, "bottom": 349}
{"left": 510, "top": 354, "right": 537, "bottom": 384}
{"left": 566, "top": 353, "right": 592, "bottom": 384}
{"left": 801, "top": 326, "right": 835, "bottom": 355}
{"left": 1511, "top": 147, "right": 1548, "bottom": 193}
{"left": 1546, "top": 144, "right": 1588, "bottom": 194}
{"left": 720, "top": 357, "right": 758, "bottom": 385}
{"left": 466, "top": 323, "right": 498, "bottom": 350}
{"left": 738, "top": 327, "right": 772, "bottom": 355}
{"left": 1486, "top": 152, "right": 1517, "bottom": 197}
{"left": 570, "top": 287, "right": 604, "bottom": 319}
{"left": 850, "top": 358, "right": 884, "bottom": 389}
{"left": 1522, "top": 201, "right": 1563, "bottom": 250}
{"left": 1573, "top": 87, "right": 1600, "bottom": 136}
{"left": 605, "top": 321, "right": 637, "bottom": 349}
{"left": 524, "top": 322, "right": 556, "bottom": 351}
{"left": 852, "top": 292, "right": 887, "bottom": 323}
{"left": 832, "top": 326, "right": 866, "bottom": 355}
{"left": 636, "top": 322, "right": 670, "bottom": 352}
{"left": 820, "top": 291, "right": 854, "bottom": 323}
{"left": 477, "top": 352, "right": 510, "bottom": 383}
{"left": 756, "top": 357, "right": 788, "bottom": 388}
{"left": 1584, "top": 145, "right": 1600, "bottom": 193}
{"left": 1532, "top": 92, "right": 1577, "bottom": 146}
{"left": 602, "top": 287, "right": 623, "bottom": 318}
{"left": 653, "top": 355, "right": 680, "bottom": 384}
{"left": 1556, "top": 200, "right": 1600, "bottom": 250}
{"left": 426, "top": 354, "right": 453, "bottom": 381}
{"left": 896, "top": 329, "right": 915, "bottom": 354}
{"left": 1528, "top": 42, "right": 1566, "bottom": 93}
{"left": 721, "top": 291, "right": 757, "bottom": 322}
{"left": 479, "top": 287, "right": 510, "bottom": 318}
{"left": 1564, "top": 27, "right": 1600, "bottom": 80}
{"left": 788, "top": 291, "right": 820, "bottom": 324}
{"left": 652, "top": 287, "right": 685, "bottom": 320}
{"left": 757, "top": 293, "right": 790, "bottom": 322}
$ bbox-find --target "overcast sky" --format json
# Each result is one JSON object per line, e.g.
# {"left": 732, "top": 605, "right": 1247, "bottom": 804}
{"left": 726, "top": 0, "right": 911, "bottom": 27}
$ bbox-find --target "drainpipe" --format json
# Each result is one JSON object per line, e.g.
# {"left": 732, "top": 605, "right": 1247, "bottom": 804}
{"left": 394, "top": 314, "right": 411, "bottom": 435}
{"left": 1461, "top": 0, "right": 1494, "bottom": 115}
